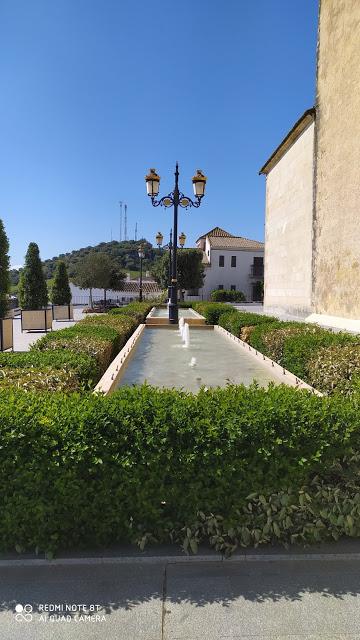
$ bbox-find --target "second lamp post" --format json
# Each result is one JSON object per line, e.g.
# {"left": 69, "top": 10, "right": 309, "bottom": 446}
{"left": 138, "top": 244, "right": 144, "bottom": 302}
{"left": 146, "top": 163, "right": 207, "bottom": 323}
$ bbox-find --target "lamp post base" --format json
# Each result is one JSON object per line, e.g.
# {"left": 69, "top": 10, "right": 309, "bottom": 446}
{"left": 168, "top": 301, "right": 178, "bottom": 324}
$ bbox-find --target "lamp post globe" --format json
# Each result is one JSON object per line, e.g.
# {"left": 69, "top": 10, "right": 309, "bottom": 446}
{"left": 155, "top": 231, "right": 163, "bottom": 249}
{"left": 145, "top": 169, "right": 160, "bottom": 198}
{"left": 192, "top": 169, "right": 207, "bottom": 198}
{"left": 179, "top": 232, "right": 186, "bottom": 248}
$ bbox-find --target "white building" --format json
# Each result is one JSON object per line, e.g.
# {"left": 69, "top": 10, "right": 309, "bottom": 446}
{"left": 69, "top": 281, "right": 161, "bottom": 305}
{"left": 195, "top": 227, "right": 264, "bottom": 301}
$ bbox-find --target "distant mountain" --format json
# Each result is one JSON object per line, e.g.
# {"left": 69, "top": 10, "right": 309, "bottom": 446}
{"left": 12, "top": 240, "right": 162, "bottom": 281}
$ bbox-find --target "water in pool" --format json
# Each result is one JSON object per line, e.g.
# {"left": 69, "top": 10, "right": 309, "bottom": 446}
{"left": 116, "top": 327, "right": 285, "bottom": 392}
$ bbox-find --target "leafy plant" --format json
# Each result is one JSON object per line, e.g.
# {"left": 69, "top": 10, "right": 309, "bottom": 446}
{"left": 210, "top": 289, "right": 245, "bottom": 302}
{"left": 51, "top": 261, "right": 72, "bottom": 305}
{"left": 0, "top": 219, "right": 10, "bottom": 319}
{"left": 18, "top": 242, "right": 48, "bottom": 309}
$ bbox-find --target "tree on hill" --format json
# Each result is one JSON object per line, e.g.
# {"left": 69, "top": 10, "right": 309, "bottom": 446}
{"left": 51, "top": 261, "right": 72, "bottom": 305}
{"left": 18, "top": 243, "right": 48, "bottom": 310}
{"left": 0, "top": 220, "right": 10, "bottom": 318}
{"left": 151, "top": 249, "right": 204, "bottom": 300}
{"left": 73, "top": 252, "right": 126, "bottom": 307}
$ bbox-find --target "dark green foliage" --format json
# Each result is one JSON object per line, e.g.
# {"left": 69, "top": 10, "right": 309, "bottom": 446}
{"left": 193, "top": 302, "right": 229, "bottom": 324}
{"left": 109, "top": 301, "right": 153, "bottom": 322}
{"left": 210, "top": 289, "right": 246, "bottom": 302}
{"left": 73, "top": 252, "right": 126, "bottom": 303}
{"left": 218, "top": 310, "right": 277, "bottom": 337}
{"left": 151, "top": 249, "right": 204, "bottom": 296}
{"left": 281, "top": 330, "right": 358, "bottom": 381}
{"left": 0, "top": 350, "right": 98, "bottom": 388}
{"left": 51, "top": 261, "right": 72, "bottom": 305}
{"left": 40, "top": 239, "right": 156, "bottom": 279}
{"left": 0, "top": 384, "right": 359, "bottom": 553}
{"left": 307, "top": 344, "right": 360, "bottom": 396}
{"left": 18, "top": 243, "right": 48, "bottom": 309}
{"left": 0, "top": 220, "right": 10, "bottom": 318}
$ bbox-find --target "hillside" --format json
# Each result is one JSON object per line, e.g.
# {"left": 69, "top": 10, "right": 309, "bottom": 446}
{"left": 11, "top": 240, "right": 162, "bottom": 284}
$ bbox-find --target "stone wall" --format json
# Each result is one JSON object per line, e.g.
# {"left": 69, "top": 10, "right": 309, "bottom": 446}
{"left": 313, "top": 0, "right": 360, "bottom": 318}
{"left": 264, "top": 121, "right": 315, "bottom": 315}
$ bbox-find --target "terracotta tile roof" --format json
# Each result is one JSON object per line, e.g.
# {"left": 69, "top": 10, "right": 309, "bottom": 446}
{"left": 208, "top": 236, "right": 264, "bottom": 250}
{"left": 122, "top": 282, "right": 162, "bottom": 293}
{"left": 196, "top": 227, "right": 235, "bottom": 241}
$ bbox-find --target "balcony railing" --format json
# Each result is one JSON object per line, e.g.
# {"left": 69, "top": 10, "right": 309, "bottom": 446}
{"left": 249, "top": 264, "right": 264, "bottom": 277}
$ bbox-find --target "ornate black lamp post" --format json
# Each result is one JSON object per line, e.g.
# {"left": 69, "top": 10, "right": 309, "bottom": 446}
{"left": 138, "top": 244, "right": 144, "bottom": 302}
{"left": 145, "top": 164, "right": 207, "bottom": 323}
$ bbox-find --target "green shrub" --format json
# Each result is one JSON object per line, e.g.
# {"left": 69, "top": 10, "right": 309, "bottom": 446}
{"left": 281, "top": 330, "right": 358, "bottom": 381}
{"left": 306, "top": 344, "right": 360, "bottom": 396}
{"left": 210, "top": 289, "right": 246, "bottom": 302}
{"left": 248, "top": 321, "right": 300, "bottom": 354}
{"left": 193, "top": 302, "right": 228, "bottom": 324}
{"left": 109, "top": 301, "right": 152, "bottom": 322}
{"left": 0, "top": 350, "right": 97, "bottom": 387}
{"left": 218, "top": 310, "right": 277, "bottom": 338}
{"left": 0, "top": 367, "right": 83, "bottom": 392}
{"left": 0, "top": 384, "right": 359, "bottom": 554}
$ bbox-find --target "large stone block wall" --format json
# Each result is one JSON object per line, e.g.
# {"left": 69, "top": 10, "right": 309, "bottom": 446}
{"left": 264, "top": 122, "right": 315, "bottom": 315}
{"left": 313, "top": 0, "right": 360, "bottom": 318}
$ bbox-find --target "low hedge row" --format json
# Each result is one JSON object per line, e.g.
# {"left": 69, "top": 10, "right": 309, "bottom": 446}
{"left": 210, "top": 289, "right": 246, "bottom": 302}
{"left": 3, "top": 301, "right": 154, "bottom": 392}
{"left": 0, "top": 351, "right": 97, "bottom": 392}
{"left": 0, "top": 383, "right": 359, "bottom": 555}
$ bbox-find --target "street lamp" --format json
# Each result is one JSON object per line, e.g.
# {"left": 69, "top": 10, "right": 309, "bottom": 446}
{"left": 155, "top": 231, "right": 163, "bottom": 249}
{"left": 179, "top": 232, "right": 186, "bottom": 248}
{"left": 145, "top": 164, "right": 207, "bottom": 323}
{"left": 138, "top": 244, "right": 145, "bottom": 302}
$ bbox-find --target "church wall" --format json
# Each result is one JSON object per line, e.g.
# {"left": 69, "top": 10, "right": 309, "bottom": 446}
{"left": 313, "top": 0, "right": 360, "bottom": 318}
{"left": 264, "top": 122, "right": 315, "bottom": 315}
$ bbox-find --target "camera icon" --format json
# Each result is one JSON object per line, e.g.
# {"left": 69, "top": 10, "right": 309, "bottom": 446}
{"left": 15, "top": 604, "right": 33, "bottom": 622}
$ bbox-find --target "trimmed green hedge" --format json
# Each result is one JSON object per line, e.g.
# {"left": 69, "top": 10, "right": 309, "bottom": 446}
{"left": 210, "top": 289, "right": 246, "bottom": 302}
{"left": 193, "top": 302, "right": 230, "bottom": 324}
{"left": 0, "top": 350, "right": 97, "bottom": 391}
{"left": 0, "top": 384, "right": 359, "bottom": 555}
{"left": 218, "top": 310, "right": 277, "bottom": 337}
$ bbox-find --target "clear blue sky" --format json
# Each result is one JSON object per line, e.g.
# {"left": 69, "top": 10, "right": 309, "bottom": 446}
{"left": 0, "top": 0, "right": 318, "bottom": 267}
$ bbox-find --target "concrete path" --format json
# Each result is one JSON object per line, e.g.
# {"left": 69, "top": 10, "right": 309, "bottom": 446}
{"left": 12, "top": 307, "right": 85, "bottom": 352}
{"left": 1, "top": 558, "right": 360, "bottom": 639}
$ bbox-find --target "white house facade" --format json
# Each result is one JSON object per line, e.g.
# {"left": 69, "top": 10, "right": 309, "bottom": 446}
{"left": 195, "top": 227, "right": 264, "bottom": 301}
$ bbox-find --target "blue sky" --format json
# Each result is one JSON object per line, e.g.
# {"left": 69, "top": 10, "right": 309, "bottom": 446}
{"left": 0, "top": 0, "right": 318, "bottom": 267}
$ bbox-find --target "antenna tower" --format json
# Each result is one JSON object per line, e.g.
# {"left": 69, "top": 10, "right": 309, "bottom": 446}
{"left": 124, "top": 203, "right": 128, "bottom": 241}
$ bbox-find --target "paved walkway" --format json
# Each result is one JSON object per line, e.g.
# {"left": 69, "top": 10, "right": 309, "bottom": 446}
{"left": 12, "top": 307, "right": 85, "bottom": 352}
{"left": 1, "top": 556, "right": 360, "bottom": 639}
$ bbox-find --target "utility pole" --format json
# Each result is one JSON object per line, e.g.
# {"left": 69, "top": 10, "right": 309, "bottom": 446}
{"left": 135, "top": 222, "right": 138, "bottom": 241}
{"left": 124, "top": 203, "right": 128, "bottom": 241}
{"left": 119, "top": 201, "right": 123, "bottom": 242}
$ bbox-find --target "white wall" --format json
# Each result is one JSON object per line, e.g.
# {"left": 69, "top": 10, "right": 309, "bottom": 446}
{"left": 70, "top": 283, "right": 145, "bottom": 305}
{"left": 199, "top": 249, "right": 264, "bottom": 300}
{"left": 264, "top": 121, "right": 315, "bottom": 315}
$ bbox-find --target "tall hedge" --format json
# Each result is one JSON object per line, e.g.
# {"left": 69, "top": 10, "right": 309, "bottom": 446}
{"left": 0, "top": 219, "right": 10, "bottom": 318}
{"left": 0, "top": 384, "right": 359, "bottom": 555}
{"left": 19, "top": 242, "right": 48, "bottom": 309}
{"left": 51, "top": 261, "right": 71, "bottom": 305}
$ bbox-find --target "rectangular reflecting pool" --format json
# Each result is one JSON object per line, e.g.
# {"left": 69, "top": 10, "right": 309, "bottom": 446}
{"left": 149, "top": 308, "right": 200, "bottom": 318}
{"left": 115, "top": 326, "right": 287, "bottom": 392}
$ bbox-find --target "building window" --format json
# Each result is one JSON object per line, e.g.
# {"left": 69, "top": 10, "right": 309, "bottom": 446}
{"left": 218, "top": 285, "right": 224, "bottom": 290}
{"left": 231, "top": 256, "right": 236, "bottom": 267}
{"left": 219, "top": 255, "right": 224, "bottom": 267}
{"left": 207, "top": 250, "right": 210, "bottom": 256}
{"left": 230, "top": 285, "right": 236, "bottom": 291}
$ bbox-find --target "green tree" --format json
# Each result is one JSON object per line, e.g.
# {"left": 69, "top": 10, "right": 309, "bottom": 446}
{"left": 152, "top": 249, "right": 204, "bottom": 300}
{"left": 18, "top": 242, "right": 48, "bottom": 310}
{"left": 51, "top": 261, "right": 72, "bottom": 305}
{"left": 0, "top": 220, "right": 10, "bottom": 318}
{"left": 73, "top": 252, "right": 126, "bottom": 307}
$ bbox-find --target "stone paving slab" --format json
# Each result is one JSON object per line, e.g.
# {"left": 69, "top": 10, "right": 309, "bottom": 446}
{"left": 0, "top": 563, "right": 164, "bottom": 640}
{"left": 12, "top": 307, "right": 84, "bottom": 352}
{"left": 1, "top": 559, "right": 360, "bottom": 639}
{"left": 164, "top": 560, "right": 360, "bottom": 640}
